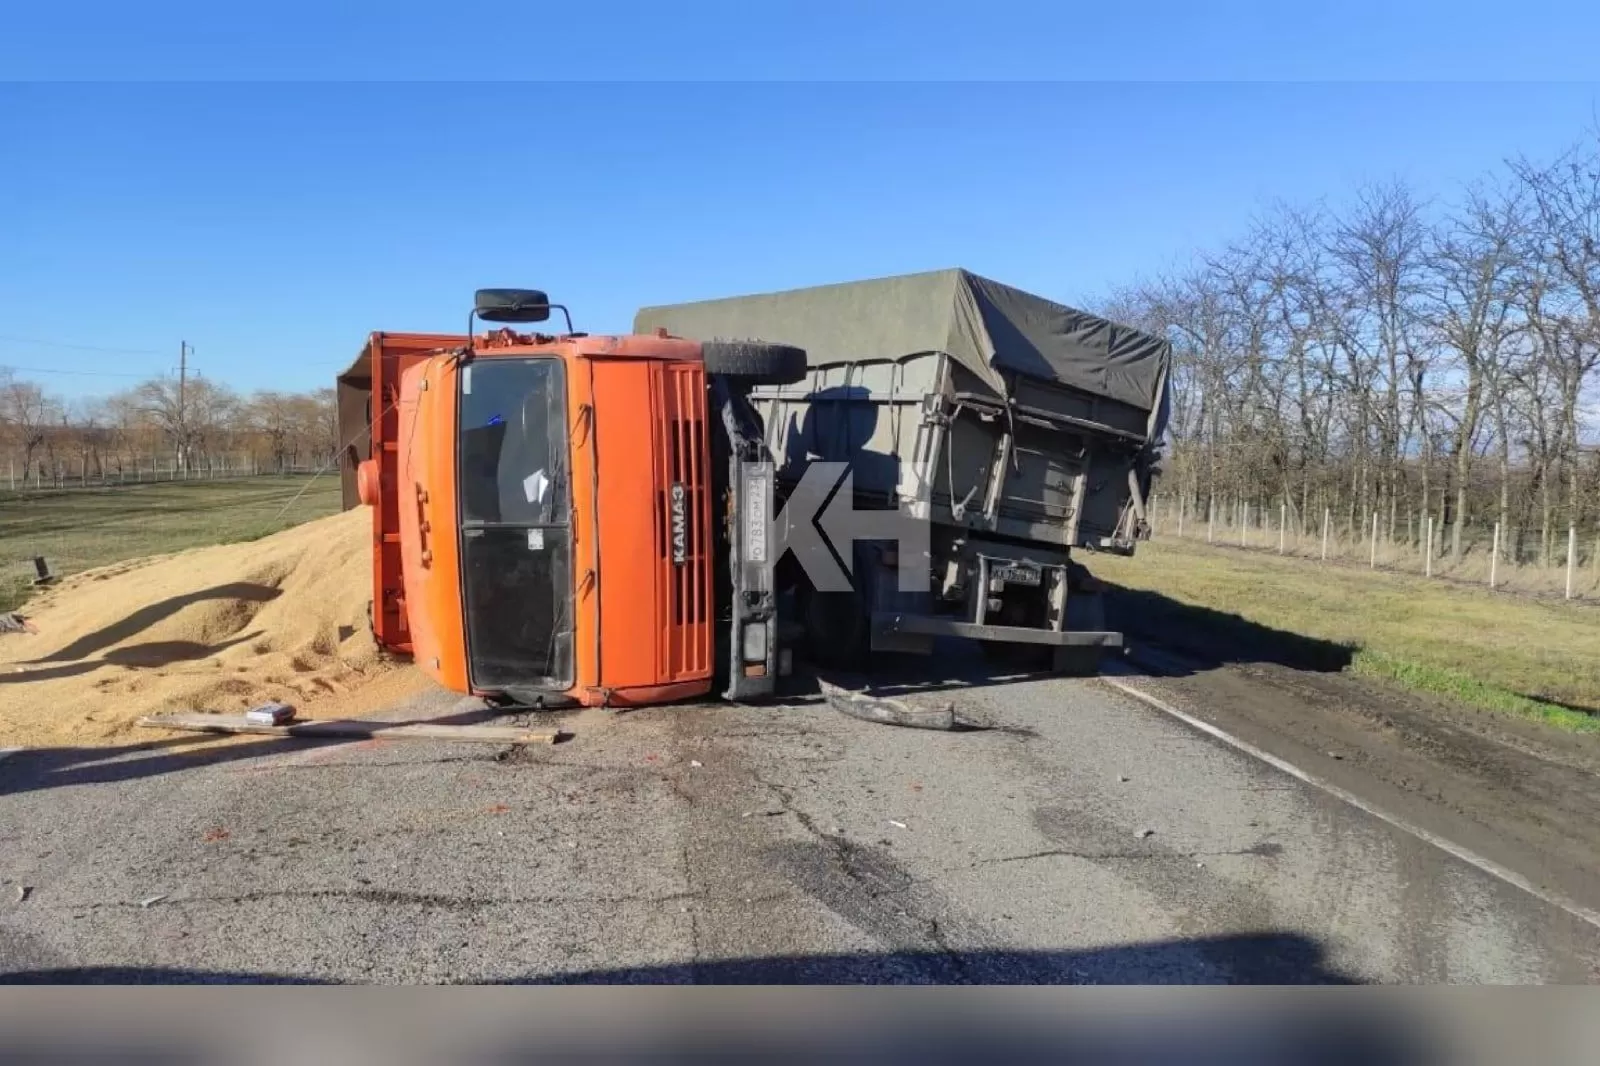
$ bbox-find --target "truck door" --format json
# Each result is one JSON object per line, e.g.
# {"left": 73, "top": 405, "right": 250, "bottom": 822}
{"left": 456, "top": 357, "right": 575, "bottom": 694}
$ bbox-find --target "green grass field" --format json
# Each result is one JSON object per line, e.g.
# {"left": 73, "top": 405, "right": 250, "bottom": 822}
{"left": 1092, "top": 536, "right": 1600, "bottom": 733}
{"left": 0, "top": 476, "right": 345, "bottom": 612}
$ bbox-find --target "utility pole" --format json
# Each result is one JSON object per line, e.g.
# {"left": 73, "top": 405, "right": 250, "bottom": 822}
{"left": 177, "top": 341, "right": 190, "bottom": 473}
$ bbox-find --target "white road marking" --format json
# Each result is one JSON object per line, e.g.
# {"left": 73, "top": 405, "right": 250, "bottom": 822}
{"left": 1098, "top": 665, "right": 1600, "bottom": 934}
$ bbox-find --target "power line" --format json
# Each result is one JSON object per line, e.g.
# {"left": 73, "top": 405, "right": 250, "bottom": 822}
{"left": 0, "top": 364, "right": 153, "bottom": 379}
{"left": 0, "top": 334, "right": 166, "bottom": 355}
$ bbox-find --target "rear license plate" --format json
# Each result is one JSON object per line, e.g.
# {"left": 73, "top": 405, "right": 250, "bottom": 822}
{"left": 994, "top": 565, "right": 1041, "bottom": 586}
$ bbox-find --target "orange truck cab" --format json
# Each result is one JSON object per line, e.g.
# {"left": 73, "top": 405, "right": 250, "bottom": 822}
{"left": 336, "top": 289, "right": 806, "bottom": 707}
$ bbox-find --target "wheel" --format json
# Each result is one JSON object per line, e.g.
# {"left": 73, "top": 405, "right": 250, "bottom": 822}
{"left": 701, "top": 340, "right": 808, "bottom": 387}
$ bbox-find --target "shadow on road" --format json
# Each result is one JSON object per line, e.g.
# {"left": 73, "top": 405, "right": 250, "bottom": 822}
{"left": 1, "top": 933, "right": 1360, "bottom": 986}
{"left": 776, "top": 641, "right": 1085, "bottom": 707}
{"left": 0, "top": 693, "right": 523, "bottom": 797}
{"left": 773, "top": 584, "right": 1362, "bottom": 705}
{"left": 520, "top": 935, "right": 1358, "bottom": 985}
{"left": 0, "top": 735, "right": 332, "bottom": 796}
{"left": 0, "top": 966, "right": 333, "bottom": 984}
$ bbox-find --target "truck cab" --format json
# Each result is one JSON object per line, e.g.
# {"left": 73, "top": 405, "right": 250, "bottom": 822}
{"left": 337, "top": 289, "right": 803, "bottom": 707}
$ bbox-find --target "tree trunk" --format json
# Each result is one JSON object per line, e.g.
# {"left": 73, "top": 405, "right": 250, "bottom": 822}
{"left": 1540, "top": 466, "right": 1553, "bottom": 569}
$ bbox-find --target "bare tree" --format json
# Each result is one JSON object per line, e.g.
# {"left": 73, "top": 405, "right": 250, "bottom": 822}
{"left": 1328, "top": 181, "right": 1430, "bottom": 540}
{"left": 1422, "top": 183, "right": 1526, "bottom": 557}
{"left": 1513, "top": 138, "right": 1600, "bottom": 536}
{"left": 135, "top": 375, "right": 239, "bottom": 474}
{"left": 1108, "top": 145, "right": 1598, "bottom": 572}
{"left": 0, "top": 378, "right": 57, "bottom": 486}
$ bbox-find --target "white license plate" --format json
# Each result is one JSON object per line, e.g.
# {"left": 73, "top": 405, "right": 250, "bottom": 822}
{"left": 994, "top": 565, "right": 1041, "bottom": 586}
{"left": 743, "top": 475, "right": 769, "bottom": 564}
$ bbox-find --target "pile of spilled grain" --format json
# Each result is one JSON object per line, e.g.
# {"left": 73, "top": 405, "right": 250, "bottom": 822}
{"left": 0, "top": 507, "right": 426, "bottom": 748}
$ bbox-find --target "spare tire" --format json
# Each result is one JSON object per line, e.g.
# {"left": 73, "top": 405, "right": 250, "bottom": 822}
{"left": 701, "top": 340, "right": 808, "bottom": 386}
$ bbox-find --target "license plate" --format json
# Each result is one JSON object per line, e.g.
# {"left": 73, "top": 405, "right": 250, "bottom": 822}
{"left": 994, "top": 564, "right": 1041, "bottom": 586}
{"left": 744, "top": 474, "right": 769, "bottom": 564}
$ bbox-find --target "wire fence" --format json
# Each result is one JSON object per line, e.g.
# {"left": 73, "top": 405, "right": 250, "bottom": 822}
{"left": 1, "top": 456, "right": 326, "bottom": 494}
{"left": 1148, "top": 495, "right": 1600, "bottom": 602}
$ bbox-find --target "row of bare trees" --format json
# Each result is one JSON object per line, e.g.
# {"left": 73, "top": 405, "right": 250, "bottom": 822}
{"left": 1108, "top": 136, "right": 1600, "bottom": 568}
{"left": 0, "top": 370, "right": 338, "bottom": 488}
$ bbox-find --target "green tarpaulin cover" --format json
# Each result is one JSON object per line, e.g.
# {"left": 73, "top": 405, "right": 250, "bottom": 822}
{"left": 635, "top": 268, "right": 1170, "bottom": 430}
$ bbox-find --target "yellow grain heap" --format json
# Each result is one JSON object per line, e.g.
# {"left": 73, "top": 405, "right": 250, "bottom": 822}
{"left": 1, "top": 508, "right": 422, "bottom": 748}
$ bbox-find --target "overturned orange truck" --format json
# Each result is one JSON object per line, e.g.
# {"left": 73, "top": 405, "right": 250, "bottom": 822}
{"left": 337, "top": 272, "right": 1169, "bottom": 709}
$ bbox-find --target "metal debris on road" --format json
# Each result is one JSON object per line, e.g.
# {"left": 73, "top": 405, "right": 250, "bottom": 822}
{"left": 1118, "top": 775, "right": 1130, "bottom": 782}
{"left": 689, "top": 760, "right": 702, "bottom": 768}
{"left": 138, "top": 713, "right": 565, "bottom": 745}
{"left": 888, "top": 820, "right": 908, "bottom": 830}
{"left": 14, "top": 885, "right": 30, "bottom": 903}
{"left": 817, "top": 680, "right": 958, "bottom": 731}
{"left": 1137, "top": 828, "right": 1156, "bottom": 839}
{"left": 140, "top": 894, "right": 167, "bottom": 908}
{"left": 244, "top": 701, "right": 296, "bottom": 726}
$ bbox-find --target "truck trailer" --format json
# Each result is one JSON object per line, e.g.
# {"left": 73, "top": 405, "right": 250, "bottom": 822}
{"left": 338, "top": 270, "right": 1169, "bottom": 707}
{"left": 635, "top": 268, "right": 1170, "bottom": 674}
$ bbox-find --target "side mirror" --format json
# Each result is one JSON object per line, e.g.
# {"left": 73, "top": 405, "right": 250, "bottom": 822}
{"left": 474, "top": 289, "right": 551, "bottom": 324}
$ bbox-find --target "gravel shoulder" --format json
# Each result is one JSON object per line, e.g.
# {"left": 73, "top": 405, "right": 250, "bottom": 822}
{"left": 1113, "top": 637, "right": 1600, "bottom": 923}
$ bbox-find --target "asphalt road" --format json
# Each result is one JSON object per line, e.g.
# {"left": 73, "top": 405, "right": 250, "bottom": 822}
{"left": 3, "top": 649, "right": 1597, "bottom": 984}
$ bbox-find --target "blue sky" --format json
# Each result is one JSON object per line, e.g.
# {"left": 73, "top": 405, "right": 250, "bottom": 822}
{"left": 3, "top": 3, "right": 1599, "bottom": 398}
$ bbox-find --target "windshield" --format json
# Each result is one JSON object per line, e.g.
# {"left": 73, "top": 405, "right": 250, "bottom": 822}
{"left": 456, "top": 357, "right": 574, "bottom": 692}
{"left": 459, "top": 358, "right": 568, "bottom": 526}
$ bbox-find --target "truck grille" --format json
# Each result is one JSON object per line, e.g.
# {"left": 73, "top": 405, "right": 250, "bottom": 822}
{"left": 654, "top": 363, "right": 711, "bottom": 680}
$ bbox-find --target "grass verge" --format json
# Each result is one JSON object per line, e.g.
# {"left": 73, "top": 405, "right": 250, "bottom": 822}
{"left": 1, "top": 476, "right": 344, "bottom": 612}
{"left": 1091, "top": 535, "right": 1600, "bottom": 734}
{"left": 1348, "top": 652, "right": 1600, "bottom": 734}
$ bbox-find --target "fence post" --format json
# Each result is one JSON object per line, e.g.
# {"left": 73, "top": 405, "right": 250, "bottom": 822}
{"left": 1279, "top": 503, "right": 1287, "bottom": 554}
{"left": 1370, "top": 512, "right": 1378, "bottom": 569}
{"left": 1489, "top": 523, "right": 1500, "bottom": 590}
{"left": 1207, "top": 498, "right": 1215, "bottom": 543}
{"left": 1567, "top": 526, "right": 1577, "bottom": 600}
{"left": 7, "top": 459, "right": 12, "bottom": 491}
{"left": 1321, "top": 508, "right": 1330, "bottom": 561}
{"left": 1177, "top": 497, "right": 1185, "bottom": 538}
{"left": 1424, "top": 516, "right": 1433, "bottom": 577}
{"left": 1241, "top": 504, "right": 1249, "bottom": 548}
